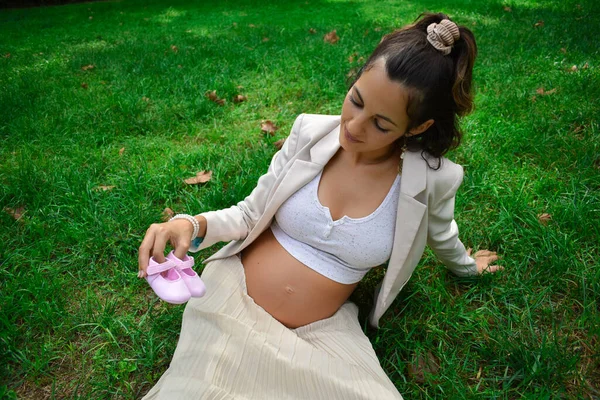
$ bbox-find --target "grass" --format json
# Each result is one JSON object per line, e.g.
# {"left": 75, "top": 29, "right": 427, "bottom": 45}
{"left": 0, "top": 0, "right": 598, "bottom": 398}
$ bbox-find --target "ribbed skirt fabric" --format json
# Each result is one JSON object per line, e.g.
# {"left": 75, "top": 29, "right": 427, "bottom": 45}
{"left": 142, "top": 255, "right": 402, "bottom": 400}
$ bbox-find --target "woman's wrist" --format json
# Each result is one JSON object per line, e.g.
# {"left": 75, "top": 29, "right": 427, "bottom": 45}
{"left": 194, "top": 215, "right": 207, "bottom": 238}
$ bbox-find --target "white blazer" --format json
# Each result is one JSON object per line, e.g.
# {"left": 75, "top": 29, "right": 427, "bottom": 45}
{"left": 191, "top": 113, "right": 478, "bottom": 328}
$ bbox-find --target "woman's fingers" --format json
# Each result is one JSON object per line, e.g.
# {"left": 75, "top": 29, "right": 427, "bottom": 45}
{"left": 138, "top": 226, "right": 157, "bottom": 276}
{"left": 482, "top": 264, "right": 504, "bottom": 274}
{"left": 152, "top": 228, "right": 169, "bottom": 264}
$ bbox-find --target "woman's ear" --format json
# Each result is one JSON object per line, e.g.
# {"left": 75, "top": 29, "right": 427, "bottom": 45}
{"left": 407, "top": 119, "right": 434, "bottom": 136}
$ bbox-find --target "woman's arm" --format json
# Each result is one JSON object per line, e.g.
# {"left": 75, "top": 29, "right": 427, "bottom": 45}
{"left": 189, "top": 113, "right": 305, "bottom": 252}
{"left": 426, "top": 165, "right": 479, "bottom": 276}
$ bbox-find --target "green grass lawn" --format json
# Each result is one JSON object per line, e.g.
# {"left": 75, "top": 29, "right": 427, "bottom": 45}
{"left": 1, "top": 0, "right": 599, "bottom": 398}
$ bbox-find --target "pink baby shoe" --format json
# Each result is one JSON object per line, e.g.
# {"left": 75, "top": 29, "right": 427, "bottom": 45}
{"left": 166, "top": 251, "right": 206, "bottom": 298}
{"left": 145, "top": 257, "right": 191, "bottom": 304}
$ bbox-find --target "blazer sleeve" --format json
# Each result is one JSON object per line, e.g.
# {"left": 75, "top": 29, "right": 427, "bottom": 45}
{"left": 189, "top": 114, "right": 305, "bottom": 252}
{"left": 426, "top": 165, "right": 479, "bottom": 276}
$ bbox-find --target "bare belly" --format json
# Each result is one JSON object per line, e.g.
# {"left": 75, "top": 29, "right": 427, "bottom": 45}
{"left": 240, "top": 228, "right": 358, "bottom": 329}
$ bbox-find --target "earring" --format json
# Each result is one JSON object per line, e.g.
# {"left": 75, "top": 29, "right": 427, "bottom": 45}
{"left": 398, "top": 140, "right": 408, "bottom": 175}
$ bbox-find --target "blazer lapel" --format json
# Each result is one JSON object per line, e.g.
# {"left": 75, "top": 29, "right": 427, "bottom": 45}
{"left": 377, "top": 150, "right": 428, "bottom": 308}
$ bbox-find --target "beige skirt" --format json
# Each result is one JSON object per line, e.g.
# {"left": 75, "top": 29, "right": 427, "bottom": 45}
{"left": 142, "top": 255, "right": 402, "bottom": 400}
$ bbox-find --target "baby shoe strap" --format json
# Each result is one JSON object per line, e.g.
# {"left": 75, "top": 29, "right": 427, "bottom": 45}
{"left": 147, "top": 258, "right": 177, "bottom": 276}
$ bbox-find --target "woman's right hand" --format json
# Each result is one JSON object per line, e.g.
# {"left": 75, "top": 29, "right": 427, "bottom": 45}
{"left": 137, "top": 218, "right": 199, "bottom": 278}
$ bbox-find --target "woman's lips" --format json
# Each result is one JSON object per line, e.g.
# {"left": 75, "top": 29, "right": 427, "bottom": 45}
{"left": 344, "top": 127, "right": 362, "bottom": 143}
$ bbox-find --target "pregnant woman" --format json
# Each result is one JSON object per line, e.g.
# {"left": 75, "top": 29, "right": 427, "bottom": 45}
{"left": 138, "top": 12, "right": 501, "bottom": 400}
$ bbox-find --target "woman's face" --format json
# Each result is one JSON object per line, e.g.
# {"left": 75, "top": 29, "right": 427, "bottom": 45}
{"left": 340, "top": 58, "right": 431, "bottom": 159}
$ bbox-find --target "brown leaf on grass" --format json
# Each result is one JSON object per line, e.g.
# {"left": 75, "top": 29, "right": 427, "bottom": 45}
{"left": 538, "top": 213, "right": 552, "bottom": 225}
{"left": 3, "top": 53, "right": 11, "bottom": 58}
{"left": 274, "top": 138, "right": 286, "bottom": 150}
{"left": 309, "top": 28, "right": 316, "bottom": 34}
{"left": 161, "top": 207, "right": 175, "bottom": 222}
{"left": 560, "top": 47, "right": 567, "bottom": 54}
{"left": 583, "top": 63, "right": 589, "bottom": 69}
{"left": 119, "top": 147, "right": 125, "bottom": 156}
{"left": 530, "top": 95, "right": 537, "bottom": 102}
{"left": 233, "top": 94, "right": 247, "bottom": 103}
{"left": 205, "top": 90, "right": 225, "bottom": 105}
{"left": 260, "top": 120, "right": 279, "bottom": 136}
{"left": 346, "top": 67, "right": 358, "bottom": 79}
{"left": 94, "top": 185, "right": 115, "bottom": 191}
{"left": 503, "top": 6, "right": 512, "bottom": 12}
{"left": 536, "top": 87, "right": 557, "bottom": 95}
{"left": 171, "top": 45, "right": 178, "bottom": 53}
{"left": 4, "top": 206, "right": 25, "bottom": 220}
{"left": 348, "top": 52, "right": 358, "bottom": 63}
{"left": 81, "top": 64, "right": 95, "bottom": 71}
{"left": 184, "top": 170, "right": 212, "bottom": 185}
{"left": 570, "top": 65, "right": 578, "bottom": 72}
{"left": 407, "top": 352, "right": 440, "bottom": 384}
{"left": 323, "top": 30, "right": 339, "bottom": 44}
{"left": 534, "top": 20, "right": 544, "bottom": 27}
{"left": 81, "top": 82, "right": 88, "bottom": 89}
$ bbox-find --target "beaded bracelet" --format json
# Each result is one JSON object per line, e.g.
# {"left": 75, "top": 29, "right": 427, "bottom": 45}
{"left": 169, "top": 214, "right": 200, "bottom": 242}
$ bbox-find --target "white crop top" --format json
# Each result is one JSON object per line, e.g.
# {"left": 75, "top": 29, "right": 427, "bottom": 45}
{"left": 271, "top": 170, "right": 401, "bottom": 284}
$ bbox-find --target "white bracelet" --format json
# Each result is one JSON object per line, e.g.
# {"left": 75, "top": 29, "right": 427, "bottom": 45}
{"left": 169, "top": 214, "right": 200, "bottom": 241}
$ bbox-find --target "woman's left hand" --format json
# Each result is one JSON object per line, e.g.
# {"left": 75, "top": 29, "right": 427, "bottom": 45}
{"left": 466, "top": 248, "right": 503, "bottom": 274}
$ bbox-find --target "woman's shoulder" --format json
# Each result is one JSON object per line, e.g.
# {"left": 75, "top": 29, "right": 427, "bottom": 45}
{"left": 292, "top": 113, "right": 341, "bottom": 143}
{"left": 422, "top": 153, "right": 465, "bottom": 202}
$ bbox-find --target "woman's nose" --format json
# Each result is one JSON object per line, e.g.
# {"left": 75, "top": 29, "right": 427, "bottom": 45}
{"left": 347, "top": 114, "right": 367, "bottom": 135}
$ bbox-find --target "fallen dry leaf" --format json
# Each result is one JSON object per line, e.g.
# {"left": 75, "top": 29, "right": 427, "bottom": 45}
{"left": 536, "top": 87, "right": 557, "bottom": 95}
{"left": 171, "top": 45, "right": 178, "bottom": 53}
{"left": 119, "top": 147, "right": 125, "bottom": 156}
{"left": 161, "top": 207, "right": 175, "bottom": 222}
{"left": 534, "top": 20, "right": 544, "bottom": 27}
{"left": 538, "top": 213, "right": 552, "bottom": 225}
{"left": 571, "top": 65, "right": 578, "bottom": 72}
{"left": 4, "top": 206, "right": 25, "bottom": 220}
{"left": 407, "top": 352, "right": 440, "bottom": 384}
{"left": 184, "top": 170, "right": 213, "bottom": 185}
{"left": 260, "top": 120, "right": 279, "bottom": 136}
{"left": 205, "top": 90, "right": 225, "bottom": 106}
{"left": 309, "top": 28, "right": 316, "bottom": 34}
{"left": 476, "top": 366, "right": 483, "bottom": 379}
{"left": 274, "top": 138, "right": 286, "bottom": 150}
{"left": 583, "top": 63, "right": 589, "bottom": 69}
{"left": 346, "top": 67, "right": 358, "bottom": 79}
{"left": 503, "top": 6, "right": 512, "bottom": 12}
{"left": 323, "top": 30, "right": 339, "bottom": 44}
{"left": 3, "top": 53, "right": 11, "bottom": 58}
{"left": 81, "top": 82, "right": 88, "bottom": 89}
{"left": 233, "top": 94, "right": 247, "bottom": 103}
{"left": 262, "top": 37, "right": 270, "bottom": 42}
{"left": 560, "top": 47, "right": 567, "bottom": 54}
{"left": 81, "top": 64, "right": 95, "bottom": 71}
{"left": 94, "top": 185, "right": 115, "bottom": 191}
{"left": 348, "top": 52, "right": 358, "bottom": 63}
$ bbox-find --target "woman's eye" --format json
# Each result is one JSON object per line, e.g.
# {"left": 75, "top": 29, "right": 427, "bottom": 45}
{"left": 349, "top": 96, "right": 362, "bottom": 107}
{"left": 374, "top": 120, "right": 389, "bottom": 133}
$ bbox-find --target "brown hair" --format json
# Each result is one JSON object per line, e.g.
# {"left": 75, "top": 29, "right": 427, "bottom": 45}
{"left": 353, "top": 12, "right": 477, "bottom": 168}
